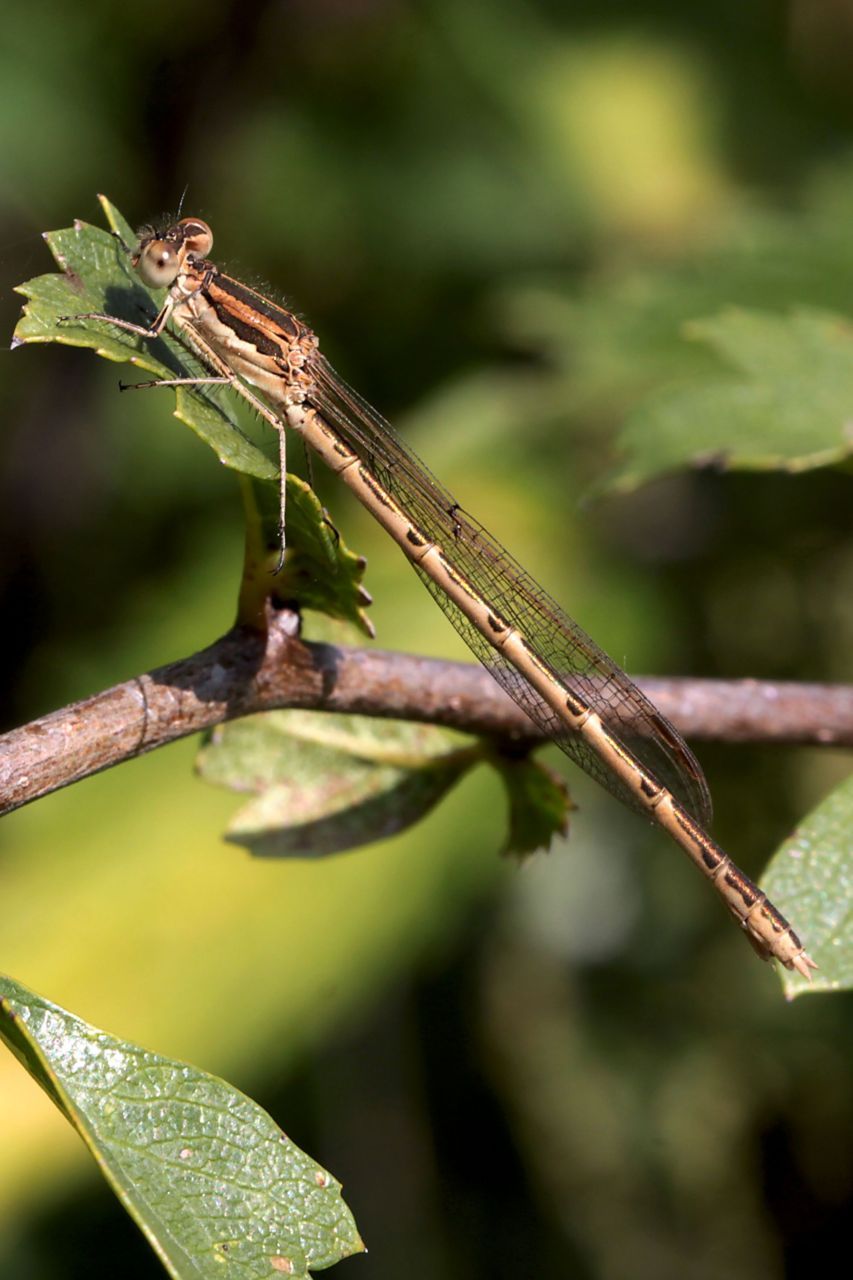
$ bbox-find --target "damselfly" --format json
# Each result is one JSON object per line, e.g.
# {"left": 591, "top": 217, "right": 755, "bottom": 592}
{"left": 68, "top": 216, "right": 814, "bottom": 977}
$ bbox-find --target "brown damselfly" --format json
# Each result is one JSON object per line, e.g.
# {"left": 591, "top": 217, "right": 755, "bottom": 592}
{"left": 66, "top": 216, "right": 814, "bottom": 977}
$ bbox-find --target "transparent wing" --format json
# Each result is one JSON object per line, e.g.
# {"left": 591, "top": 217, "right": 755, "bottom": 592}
{"left": 307, "top": 354, "right": 713, "bottom": 827}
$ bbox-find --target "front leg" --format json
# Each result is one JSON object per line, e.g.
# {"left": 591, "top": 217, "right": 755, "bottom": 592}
{"left": 120, "top": 375, "right": 233, "bottom": 390}
{"left": 58, "top": 295, "right": 175, "bottom": 340}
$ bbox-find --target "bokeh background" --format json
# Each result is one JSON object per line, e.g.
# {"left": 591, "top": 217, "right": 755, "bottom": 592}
{"left": 1, "top": 1, "right": 852, "bottom": 1277}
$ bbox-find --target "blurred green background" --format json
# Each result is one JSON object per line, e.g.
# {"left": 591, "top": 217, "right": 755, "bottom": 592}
{"left": 1, "top": 1, "right": 852, "bottom": 1276}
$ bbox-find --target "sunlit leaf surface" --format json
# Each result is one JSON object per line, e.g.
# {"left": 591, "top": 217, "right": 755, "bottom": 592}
{"left": 762, "top": 775, "right": 853, "bottom": 999}
{"left": 0, "top": 975, "right": 364, "bottom": 1278}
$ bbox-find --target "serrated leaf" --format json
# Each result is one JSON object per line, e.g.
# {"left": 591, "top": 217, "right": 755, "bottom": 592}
{"left": 13, "top": 196, "right": 277, "bottom": 481}
{"left": 607, "top": 308, "right": 853, "bottom": 492}
{"left": 13, "top": 196, "right": 375, "bottom": 635}
{"left": 197, "top": 711, "right": 478, "bottom": 858}
{"left": 0, "top": 974, "right": 364, "bottom": 1278}
{"left": 238, "top": 476, "right": 374, "bottom": 638}
{"left": 490, "top": 752, "right": 574, "bottom": 858}
{"left": 761, "top": 775, "right": 853, "bottom": 999}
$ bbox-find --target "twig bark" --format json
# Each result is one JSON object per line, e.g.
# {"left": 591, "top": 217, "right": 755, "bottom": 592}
{"left": 1, "top": 604, "right": 851, "bottom": 817}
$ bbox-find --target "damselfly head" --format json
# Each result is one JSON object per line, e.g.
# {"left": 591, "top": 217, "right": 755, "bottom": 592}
{"left": 132, "top": 217, "right": 213, "bottom": 288}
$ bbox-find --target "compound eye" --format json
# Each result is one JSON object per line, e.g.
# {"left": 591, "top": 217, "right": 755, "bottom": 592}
{"left": 178, "top": 218, "right": 213, "bottom": 258}
{"left": 135, "top": 240, "right": 181, "bottom": 287}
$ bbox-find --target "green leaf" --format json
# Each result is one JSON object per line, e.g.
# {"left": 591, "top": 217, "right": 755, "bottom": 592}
{"left": 13, "top": 196, "right": 375, "bottom": 637}
{"left": 238, "top": 476, "right": 374, "bottom": 638}
{"left": 13, "top": 195, "right": 277, "bottom": 481}
{"left": 490, "top": 752, "right": 574, "bottom": 857}
{"left": 0, "top": 974, "right": 364, "bottom": 1278}
{"left": 197, "top": 711, "right": 479, "bottom": 858}
{"left": 761, "top": 775, "right": 853, "bottom": 999}
{"left": 606, "top": 308, "right": 853, "bottom": 492}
